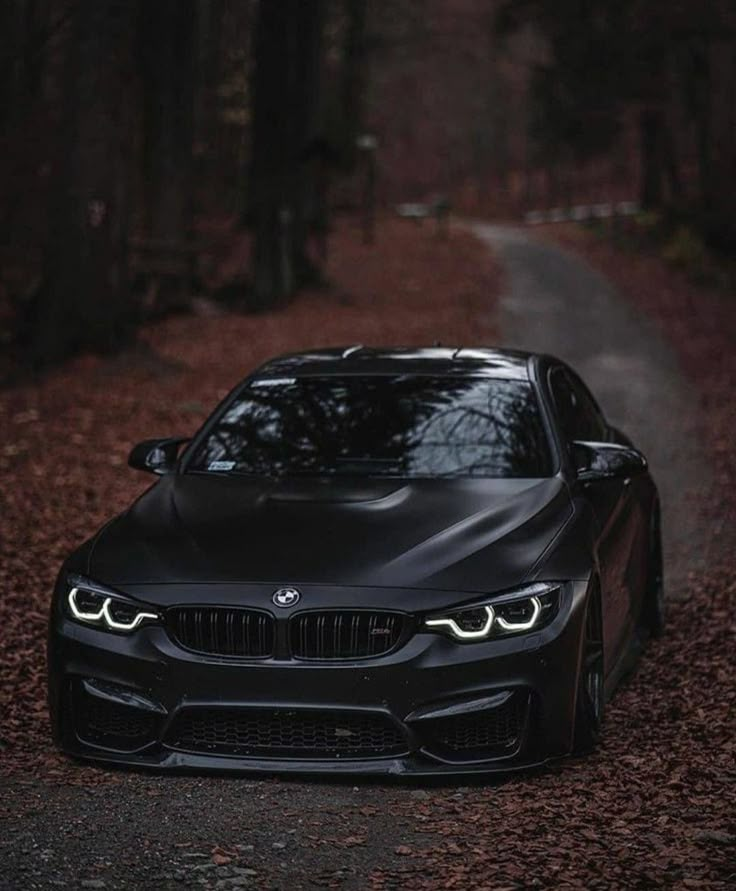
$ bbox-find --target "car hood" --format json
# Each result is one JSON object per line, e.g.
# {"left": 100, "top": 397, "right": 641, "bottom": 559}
{"left": 87, "top": 473, "right": 572, "bottom": 593}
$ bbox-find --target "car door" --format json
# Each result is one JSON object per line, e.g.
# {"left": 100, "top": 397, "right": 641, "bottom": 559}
{"left": 549, "top": 367, "right": 634, "bottom": 674}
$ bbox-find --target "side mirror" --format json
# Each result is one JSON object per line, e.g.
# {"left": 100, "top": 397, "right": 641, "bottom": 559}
{"left": 128, "top": 437, "right": 190, "bottom": 475}
{"left": 572, "top": 441, "right": 647, "bottom": 482}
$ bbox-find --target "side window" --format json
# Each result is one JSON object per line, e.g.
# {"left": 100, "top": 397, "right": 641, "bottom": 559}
{"left": 549, "top": 369, "right": 577, "bottom": 442}
{"left": 567, "top": 372, "right": 608, "bottom": 441}
{"left": 550, "top": 368, "right": 607, "bottom": 442}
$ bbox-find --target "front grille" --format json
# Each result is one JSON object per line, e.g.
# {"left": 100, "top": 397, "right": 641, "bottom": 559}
{"left": 75, "top": 691, "right": 157, "bottom": 751}
{"left": 421, "top": 694, "right": 528, "bottom": 760}
{"left": 290, "top": 611, "right": 404, "bottom": 659}
{"left": 165, "top": 707, "right": 408, "bottom": 759}
{"left": 167, "top": 607, "right": 275, "bottom": 658}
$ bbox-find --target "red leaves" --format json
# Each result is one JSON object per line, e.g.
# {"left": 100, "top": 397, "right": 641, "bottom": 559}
{"left": 342, "top": 836, "right": 367, "bottom": 847}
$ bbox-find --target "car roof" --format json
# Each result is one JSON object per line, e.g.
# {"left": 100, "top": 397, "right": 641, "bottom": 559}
{"left": 255, "top": 346, "right": 537, "bottom": 381}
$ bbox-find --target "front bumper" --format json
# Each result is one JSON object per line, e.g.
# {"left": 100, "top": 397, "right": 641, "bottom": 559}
{"left": 48, "top": 581, "right": 589, "bottom": 777}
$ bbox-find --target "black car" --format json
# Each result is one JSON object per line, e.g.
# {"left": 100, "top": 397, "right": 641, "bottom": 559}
{"left": 48, "top": 347, "right": 664, "bottom": 776}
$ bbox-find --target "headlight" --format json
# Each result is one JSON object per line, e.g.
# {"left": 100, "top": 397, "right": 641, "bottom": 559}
{"left": 424, "top": 582, "right": 560, "bottom": 641}
{"left": 66, "top": 579, "right": 160, "bottom": 633}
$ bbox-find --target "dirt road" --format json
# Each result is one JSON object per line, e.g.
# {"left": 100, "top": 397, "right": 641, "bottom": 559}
{"left": 469, "top": 222, "right": 711, "bottom": 596}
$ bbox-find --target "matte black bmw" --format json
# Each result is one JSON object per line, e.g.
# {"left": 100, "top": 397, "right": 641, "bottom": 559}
{"left": 48, "top": 347, "right": 665, "bottom": 775}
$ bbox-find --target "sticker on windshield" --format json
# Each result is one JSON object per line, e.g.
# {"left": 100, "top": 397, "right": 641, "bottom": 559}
{"left": 250, "top": 377, "right": 296, "bottom": 387}
{"left": 208, "top": 460, "right": 236, "bottom": 472}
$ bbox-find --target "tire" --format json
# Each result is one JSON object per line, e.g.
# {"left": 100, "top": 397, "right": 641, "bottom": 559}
{"left": 573, "top": 585, "right": 605, "bottom": 754}
{"left": 640, "top": 500, "right": 666, "bottom": 638}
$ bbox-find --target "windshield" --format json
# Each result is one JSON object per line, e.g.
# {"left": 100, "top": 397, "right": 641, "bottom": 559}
{"left": 187, "top": 375, "right": 553, "bottom": 479}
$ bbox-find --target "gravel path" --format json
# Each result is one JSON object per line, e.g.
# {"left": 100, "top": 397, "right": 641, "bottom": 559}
{"left": 2, "top": 226, "right": 731, "bottom": 891}
{"left": 469, "top": 222, "right": 710, "bottom": 597}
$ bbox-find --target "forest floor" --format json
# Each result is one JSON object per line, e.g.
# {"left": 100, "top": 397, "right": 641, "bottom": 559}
{"left": 1, "top": 216, "right": 735, "bottom": 890}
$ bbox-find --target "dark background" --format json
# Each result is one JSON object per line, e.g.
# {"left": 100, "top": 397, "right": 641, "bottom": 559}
{"left": 1, "top": 0, "right": 735, "bottom": 371}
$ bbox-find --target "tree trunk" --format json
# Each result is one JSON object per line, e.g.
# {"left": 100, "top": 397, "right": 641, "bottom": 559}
{"left": 249, "top": 0, "right": 293, "bottom": 307}
{"left": 638, "top": 107, "right": 664, "bottom": 210}
{"left": 140, "top": 0, "right": 195, "bottom": 249}
{"left": 0, "top": 0, "right": 36, "bottom": 240}
{"left": 28, "top": 0, "right": 135, "bottom": 364}
{"left": 193, "top": 0, "right": 222, "bottom": 216}
{"left": 291, "top": 0, "right": 327, "bottom": 284}
{"left": 249, "top": 0, "right": 326, "bottom": 309}
{"left": 701, "top": 34, "right": 736, "bottom": 250}
{"left": 684, "top": 29, "right": 710, "bottom": 214}
{"left": 0, "top": 0, "right": 42, "bottom": 127}
{"left": 337, "top": 0, "right": 368, "bottom": 171}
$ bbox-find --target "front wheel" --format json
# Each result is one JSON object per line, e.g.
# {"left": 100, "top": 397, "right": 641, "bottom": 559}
{"left": 573, "top": 586, "right": 605, "bottom": 754}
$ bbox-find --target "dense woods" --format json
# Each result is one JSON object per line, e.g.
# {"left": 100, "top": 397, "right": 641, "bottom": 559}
{"left": 1, "top": 0, "right": 734, "bottom": 367}
{"left": 497, "top": 0, "right": 736, "bottom": 248}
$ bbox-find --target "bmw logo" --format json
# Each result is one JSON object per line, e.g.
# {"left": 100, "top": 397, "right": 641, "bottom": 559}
{"left": 272, "top": 587, "right": 301, "bottom": 608}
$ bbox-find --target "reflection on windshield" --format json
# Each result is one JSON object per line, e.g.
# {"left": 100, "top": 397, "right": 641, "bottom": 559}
{"left": 188, "top": 376, "right": 553, "bottom": 479}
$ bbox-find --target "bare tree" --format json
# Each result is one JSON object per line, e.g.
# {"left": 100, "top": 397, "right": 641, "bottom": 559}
{"left": 28, "top": 0, "right": 135, "bottom": 363}
{"left": 138, "top": 0, "right": 196, "bottom": 299}
{"left": 0, "top": 0, "right": 36, "bottom": 125}
{"left": 336, "top": 0, "right": 369, "bottom": 170}
{"left": 248, "top": 0, "right": 327, "bottom": 309}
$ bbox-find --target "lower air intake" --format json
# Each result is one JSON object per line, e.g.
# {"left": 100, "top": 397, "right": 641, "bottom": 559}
{"left": 75, "top": 688, "right": 157, "bottom": 752}
{"left": 165, "top": 707, "right": 408, "bottom": 759}
{"left": 421, "top": 693, "right": 529, "bottom": 761}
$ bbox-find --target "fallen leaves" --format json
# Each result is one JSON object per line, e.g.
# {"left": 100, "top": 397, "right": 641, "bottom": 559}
{"left": 1, "top": 218, "right": 735, "bottom": 889}
{"left": 342, "top": 836, "right": 367, "bottom": 847}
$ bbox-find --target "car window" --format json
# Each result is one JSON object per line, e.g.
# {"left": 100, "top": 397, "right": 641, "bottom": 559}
{"left": 187, "top": 375, "right": 554, "bottom": 479}
{"left": 567, "top": 371, "right": 608, "bottom": 440}
{"left": 550, "top": 368, "right": 607, "bottom": 442}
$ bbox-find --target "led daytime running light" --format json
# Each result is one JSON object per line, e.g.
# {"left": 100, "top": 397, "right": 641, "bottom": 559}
{"left": 68, "top": 587, "right": 159, "bottom": 632}
{"left": 425, "top": 604, "right": 495, "bottom": 640}
{"left": 424, "top": 583, "right": 559, "bottom": 641}
{"left": 496, "top": 595, "right": 541, "bottom": 631}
